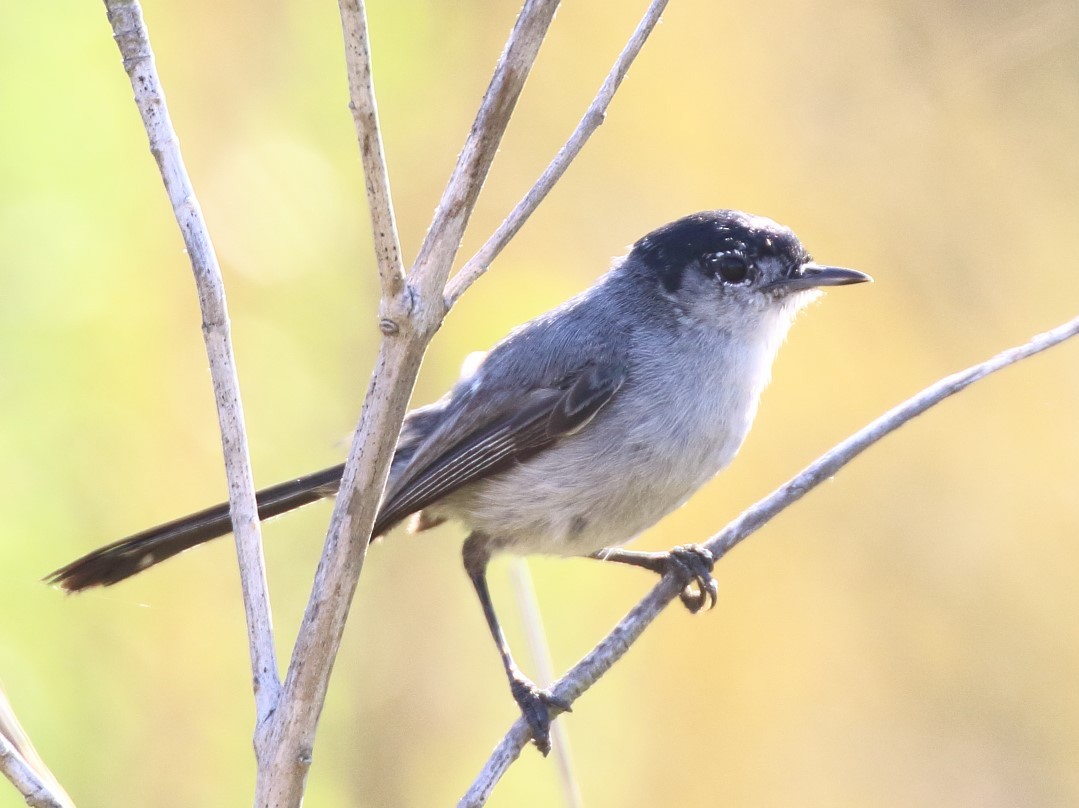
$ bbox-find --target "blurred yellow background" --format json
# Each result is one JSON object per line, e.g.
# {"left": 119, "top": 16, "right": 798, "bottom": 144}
{"left": 3, "top": 0, "right": 1079, "bottom": 805}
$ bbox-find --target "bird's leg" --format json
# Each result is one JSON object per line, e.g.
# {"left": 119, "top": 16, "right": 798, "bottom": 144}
{"left": 590, "top": 545, "right": 718, "bottom": 613}
{"left": 462, "top": 533, "right": 571, "bottom": 755}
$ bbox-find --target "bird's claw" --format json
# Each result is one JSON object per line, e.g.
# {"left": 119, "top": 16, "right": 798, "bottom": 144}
{"left": 510, "top": 675, "right": 571, "bottom": 755}
{"left": 665, "top": 544, "right": 718, "bottom": 613}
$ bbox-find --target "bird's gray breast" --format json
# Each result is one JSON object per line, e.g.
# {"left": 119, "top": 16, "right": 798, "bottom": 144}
{"left": 449, "top": 321, "right": 768, "bottom": 556}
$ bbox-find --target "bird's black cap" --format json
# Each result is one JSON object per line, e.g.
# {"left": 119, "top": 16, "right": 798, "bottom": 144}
{"left": 631, "top": 210, "right": 810, "bottom": 293}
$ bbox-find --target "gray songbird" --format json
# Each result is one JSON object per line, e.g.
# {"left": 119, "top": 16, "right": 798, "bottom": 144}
{"left": 48, "top": 209, "right": 871, "bottom": 753}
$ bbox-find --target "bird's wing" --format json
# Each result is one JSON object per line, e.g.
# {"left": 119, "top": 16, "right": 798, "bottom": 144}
{"left": 373, "top": 360, "right": 626, "bottom": 536}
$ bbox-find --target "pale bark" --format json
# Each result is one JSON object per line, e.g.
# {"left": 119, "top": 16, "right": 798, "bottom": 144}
{"left": 0, "top": 688, "right": 73, "bottom": 808}
{"left": 445, "top": 0, "right": 671, "bottom": 306}
{"left": 102, "top": 0, "right": 280, "bottom": 724}
{"left": 255, "top": 1, "right": 561, "bottom": 805}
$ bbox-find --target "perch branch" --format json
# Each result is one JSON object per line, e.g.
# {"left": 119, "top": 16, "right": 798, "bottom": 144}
{"left": 102, "top": 0, "right": 280, "bottom": 721}
{"left": 445, "top": 0, "right": 670, "bottom": 306}
{"left": 256, "top": 2, "right": 561, "bottom": 805}
{"left": 461, "top": 311, "right": 1079, "bottom": 806}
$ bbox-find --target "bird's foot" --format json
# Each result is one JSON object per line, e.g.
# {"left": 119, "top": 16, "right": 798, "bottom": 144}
{"left": 509, "top": 674, "right": 572, "bottom": 755}
{"left": 664, "top": 544, "right": 718, "bottom": 613}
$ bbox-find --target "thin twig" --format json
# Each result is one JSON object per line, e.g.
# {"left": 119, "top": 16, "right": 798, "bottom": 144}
{"left": 445, "top": 0, "right": 669, "bottom": 307}
{"left": 0, "top": 736, "right": 66, "bottom": 808}
{"left": 102, "top": 0, "right": 280, "bottom": 721}
{"left": 412, "top": 0, "right": 562, "bottom": 297}
{"left": 257, "top": 2, "right": 561, "bottom": 805}
{"left": 509, "top": 561, "right": 583, "bottom": 808}
{"left": 460, "top": 311, "right": 1079, "bottom": 806}
{"left": 0, "top": 689, "right": 72, "bottom": 808}
{"left": 337, "top": 0, "right": 406, "bottom": 308}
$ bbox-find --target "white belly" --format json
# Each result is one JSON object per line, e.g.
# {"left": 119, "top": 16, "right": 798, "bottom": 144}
{"left": 442, "top": 332, "right": 770, "bottom": 556}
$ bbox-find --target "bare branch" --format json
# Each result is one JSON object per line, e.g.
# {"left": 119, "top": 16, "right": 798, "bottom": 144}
{"left": 412, "top": 0, "right": 562, "bottom": 297}
{"left": 256, "top": 2, "right": 560, "bottom": 804}
{"left": 102, "top": 0, "right": 280, "bottom": 720}
{"left": 97, "top": 0, "right": 670, "bottom": 804}
{"left": 337, "top": 0, "right": 406, "bottom": 307}
{"left": 256, "top": 335, "right": 427, "bottom": 808}
{"left": 0, "top": 689, "right": 73, "bottom": 808}
{"left": 445, "top": 0, "right": 670, "bottom": 307}
{"left": 0, "top": 737, "right": 67, "bottom": 808}
{"left": 461, "top": 312, "right": 1079, "bottom": 805}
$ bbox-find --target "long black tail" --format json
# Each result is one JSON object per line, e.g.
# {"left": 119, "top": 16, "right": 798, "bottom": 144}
{"left": 46, "top": 464, "right": 346, "bottom": 592}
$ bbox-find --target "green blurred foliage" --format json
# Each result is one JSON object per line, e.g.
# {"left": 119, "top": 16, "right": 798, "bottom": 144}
{"left": 2, "top": 0, "right": 1078, "bottom": 805}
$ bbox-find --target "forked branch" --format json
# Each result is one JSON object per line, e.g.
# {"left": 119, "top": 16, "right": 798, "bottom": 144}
{"left": 90, "top": 0, "right": 673, "bottom": 806}
{"left": 445, "top": 0, "right": 671, "bottom": 306}
{"left": 258, "top": 1, "right": 561, "bottom": 805}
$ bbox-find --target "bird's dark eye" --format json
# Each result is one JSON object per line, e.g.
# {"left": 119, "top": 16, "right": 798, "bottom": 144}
{"left": 705, "top": 253, "right": 751, "bottom": 284}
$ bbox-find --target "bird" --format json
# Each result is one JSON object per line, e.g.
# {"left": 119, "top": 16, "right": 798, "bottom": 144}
{"left": 47, "top": 209, "right": 871, "bottom": 754}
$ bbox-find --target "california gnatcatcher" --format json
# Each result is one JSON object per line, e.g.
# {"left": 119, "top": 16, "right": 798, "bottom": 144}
{"left": 48, "top": 209, "right": 870, "bottom": 753}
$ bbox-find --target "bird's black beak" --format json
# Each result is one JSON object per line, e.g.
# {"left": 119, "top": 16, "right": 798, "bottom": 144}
{"left": 764, "top": 263, "right": 873, "bottom": 292}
